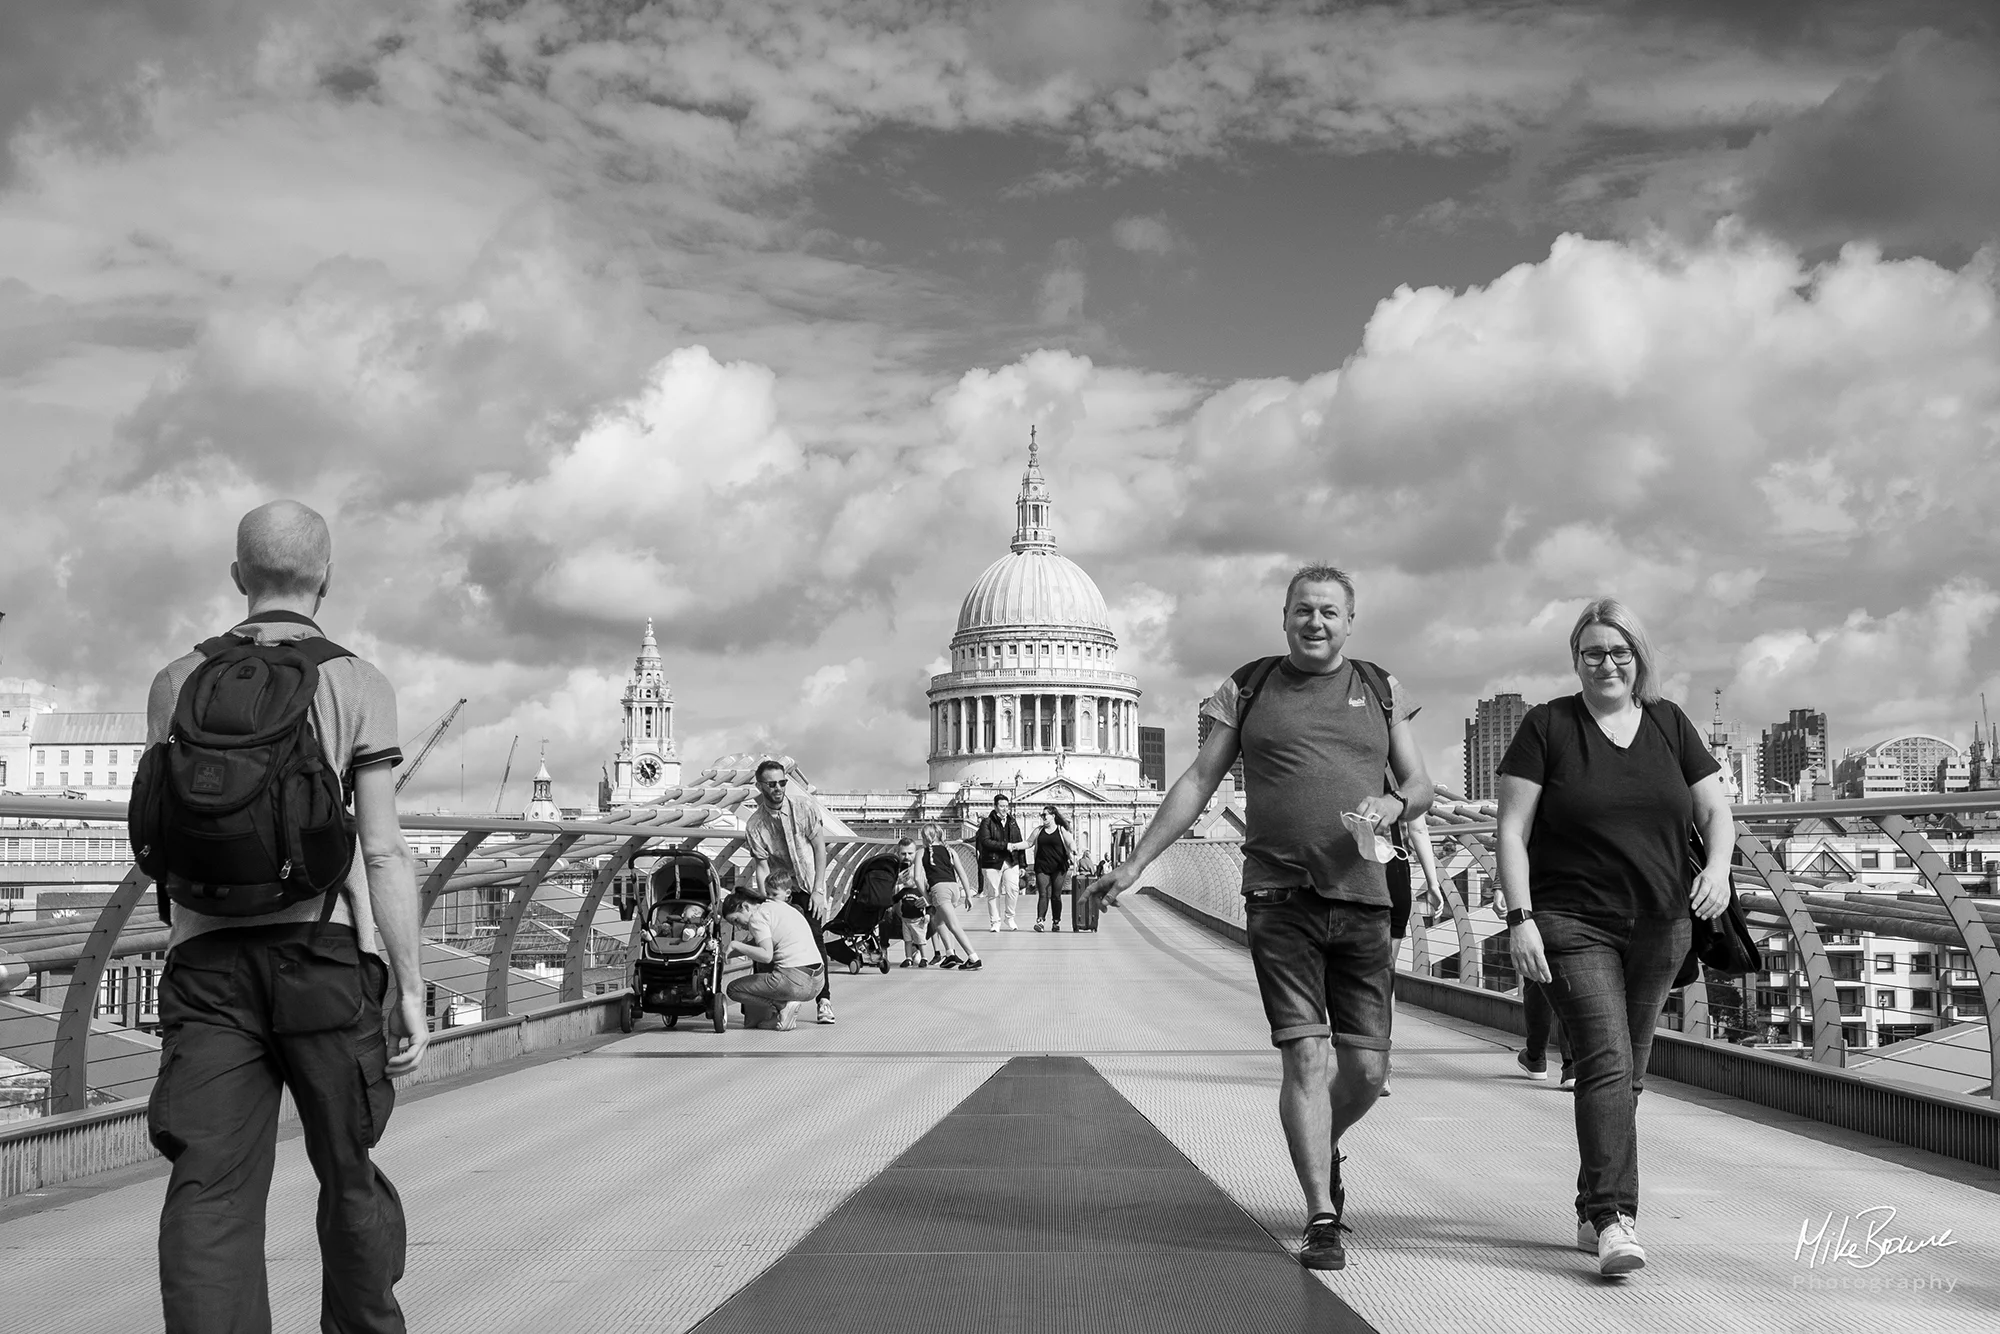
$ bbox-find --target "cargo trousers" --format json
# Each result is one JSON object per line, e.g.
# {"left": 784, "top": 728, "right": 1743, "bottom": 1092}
{"left": 148, "top": 922, "right": 407, "bottom": 1334}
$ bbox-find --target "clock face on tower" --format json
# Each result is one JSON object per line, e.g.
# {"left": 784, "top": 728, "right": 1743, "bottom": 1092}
{"left": 634, "top": 755, "right": 663, "bottom": 786}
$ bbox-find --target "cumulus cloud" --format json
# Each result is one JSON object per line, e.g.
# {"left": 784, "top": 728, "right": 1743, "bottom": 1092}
{"left": 1728, "top": 582, "right": 2000, "bottom": 745}
{"left": 3, "top": 1, "right": 1997, "bottom": 802}
{"left": 1110, "top": 214, "right": 1184, "bottom": 257}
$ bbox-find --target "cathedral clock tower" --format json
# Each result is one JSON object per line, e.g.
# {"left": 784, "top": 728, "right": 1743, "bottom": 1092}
{"left": 604, "top": 620, "right": 681, "bottom": 807}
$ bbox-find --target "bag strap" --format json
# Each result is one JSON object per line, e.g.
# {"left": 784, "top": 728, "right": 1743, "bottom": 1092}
{"left": 1228, "top": 655, "right": 1285, "bottom": 736}
{"left": 1348, "top": 659, "right": 1398, "bottom": 730}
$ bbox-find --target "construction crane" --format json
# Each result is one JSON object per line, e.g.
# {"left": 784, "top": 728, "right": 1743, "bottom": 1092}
{"left": 395, "top": 698, "right": 466, "bottom": 794}
{"left": 492, "top": 734, "right": 519, "bottom": 814}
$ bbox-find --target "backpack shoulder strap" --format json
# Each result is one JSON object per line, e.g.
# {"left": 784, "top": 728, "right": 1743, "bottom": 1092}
{"left": 290, "top": 636, "right": 355, "bottom": 666}
{"left": 1348, "top": 659, "right": 1398, "bottom": 728}
{"left": 1227, "top": 655, "right": 1285, "bottom": 734}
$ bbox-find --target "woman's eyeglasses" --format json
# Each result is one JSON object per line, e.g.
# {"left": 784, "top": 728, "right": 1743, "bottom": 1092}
{"left": 1578, "top": 647, "right": 1635, "bottom": 666}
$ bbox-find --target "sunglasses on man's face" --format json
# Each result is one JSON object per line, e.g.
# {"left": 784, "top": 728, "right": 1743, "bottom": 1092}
{"left": 760, "top": 777, "right": 788, "bottom": 788}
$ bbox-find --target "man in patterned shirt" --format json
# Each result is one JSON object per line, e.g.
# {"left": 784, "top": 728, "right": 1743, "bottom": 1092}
{"left": 743, "top": 758, "right": 836, "bottom": 1024}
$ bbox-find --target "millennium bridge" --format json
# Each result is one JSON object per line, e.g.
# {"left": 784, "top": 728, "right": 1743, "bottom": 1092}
{"left": 4, "top": 776, "right": 1999, "bottom": 1332}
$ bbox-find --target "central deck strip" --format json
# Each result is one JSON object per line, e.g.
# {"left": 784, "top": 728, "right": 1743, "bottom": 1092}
{"left": 692, "top": 1054, "right": 1373, "bottom": 1334}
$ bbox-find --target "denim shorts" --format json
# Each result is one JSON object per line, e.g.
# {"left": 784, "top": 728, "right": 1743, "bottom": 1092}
{"left": 1243, "top": 888, "right": 1394, "bottom": 1049}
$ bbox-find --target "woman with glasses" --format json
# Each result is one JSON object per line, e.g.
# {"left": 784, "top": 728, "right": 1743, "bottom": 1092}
{"left": 1495, "top": 598, "right": 1733, "bottom": 1278}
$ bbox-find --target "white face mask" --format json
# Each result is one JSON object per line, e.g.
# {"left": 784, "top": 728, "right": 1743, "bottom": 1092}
{"left": 1341, "top": 810, "right": 1404, "bottom": 864}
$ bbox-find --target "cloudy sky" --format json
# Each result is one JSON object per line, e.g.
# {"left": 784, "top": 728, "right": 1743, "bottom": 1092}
{"left": 3, "top": 0, "right": 1998, "bottom": 807}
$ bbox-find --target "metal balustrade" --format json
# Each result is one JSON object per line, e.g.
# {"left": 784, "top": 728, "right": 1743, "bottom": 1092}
{"left": 0, "top": 788, "right": 908, "bottom": 1121}
{"left": 1142, "top": 789, "right": 2000, "bottom": 1101}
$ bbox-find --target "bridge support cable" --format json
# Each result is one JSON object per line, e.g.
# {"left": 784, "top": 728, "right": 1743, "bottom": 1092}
{"left": 1735, "top": 834, "right": 1844, "bottom": 1067}
{"left": 50, "top": 867, "right": 153, "bottom": 1115}
{"left": 484, "top": 834, "right": 583, "bottom": 1020}
{"left": 1873, "top": 813, "right": 2000, "bottom": 1101}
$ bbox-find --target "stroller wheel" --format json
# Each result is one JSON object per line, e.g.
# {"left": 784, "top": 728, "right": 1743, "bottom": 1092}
{"left": 848, "top": 957, "right": 861, "bottom": 975}
{"left": 710, "top": 991, "right": 727, "bottom": 1034}
{"left": 618, "top": 994, "right": 636, "bottom": 1033}
{"left": 664, "top": 1013, "right": 679, "bottom": 1029}
{"left": 878, "top": 955, "right": 890, "bottom": 974}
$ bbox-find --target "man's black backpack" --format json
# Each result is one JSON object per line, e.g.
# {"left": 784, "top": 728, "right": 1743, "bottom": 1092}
{"left": 128, "top": 633, "right": 358, "bottom": 918}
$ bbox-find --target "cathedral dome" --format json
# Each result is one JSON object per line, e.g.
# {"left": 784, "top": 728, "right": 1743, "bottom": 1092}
{"left": 956, "top": 549, "right": 1110, "bottom": 634}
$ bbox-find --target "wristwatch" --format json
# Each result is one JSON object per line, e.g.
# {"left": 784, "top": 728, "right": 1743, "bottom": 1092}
{"left": 1505, "top": 908, "right": 1534, "bottom": 928}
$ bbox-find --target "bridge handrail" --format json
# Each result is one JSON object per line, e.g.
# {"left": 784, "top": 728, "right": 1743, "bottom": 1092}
{"left": 1153, "top": 787, "right": 2000, "bottom": 1102}
{"left": 0, "top": 793, "right": 912, "bottom": 1116}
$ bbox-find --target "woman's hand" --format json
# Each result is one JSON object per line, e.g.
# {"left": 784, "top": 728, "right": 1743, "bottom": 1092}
{"left": 1690, "top": 864, "right": 1732, "bottom": 921}
{"left": 1510, "top": 919, "right": 1552, "bottom": 985}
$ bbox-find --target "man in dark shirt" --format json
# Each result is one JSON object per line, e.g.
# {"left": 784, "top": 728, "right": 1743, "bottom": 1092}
{"left": 1093, "top": 565, "right": 1434, "bottom": 1271}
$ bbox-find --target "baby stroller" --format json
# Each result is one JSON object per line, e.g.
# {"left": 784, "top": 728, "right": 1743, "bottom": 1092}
{"left": 622, "top": 851, "right": 726, "bottom": 1033}
{"left": 822, "top": 851, "right": 903, "bottom": 975}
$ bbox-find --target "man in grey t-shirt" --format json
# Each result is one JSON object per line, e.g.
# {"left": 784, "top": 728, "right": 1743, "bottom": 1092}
{"left": 1093, "top": 564, "right": 1434, "bottom": 1272}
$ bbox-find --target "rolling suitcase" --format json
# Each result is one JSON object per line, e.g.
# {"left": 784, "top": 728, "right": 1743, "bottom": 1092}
{"left": 1070, "top": 877, "right": 1100, "bottom": 932}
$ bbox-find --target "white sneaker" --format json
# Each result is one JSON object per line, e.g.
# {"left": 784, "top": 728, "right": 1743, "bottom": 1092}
{"left": 1596, "top": 1214, "right": 1645, "bottom": 1276}
{"left": 989, "top": 923, "right": 1002, "bottom": 932}
{"left": 1006, "top": 917, "right": 1019, "bottom": 930}
{"left": 1576, "top": 1217, "right": 1598, "bottom": 1252}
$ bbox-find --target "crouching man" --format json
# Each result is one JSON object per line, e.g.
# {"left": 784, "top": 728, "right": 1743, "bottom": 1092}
{"left": 721, "top": 891, "right": 825, "bottom": 1031}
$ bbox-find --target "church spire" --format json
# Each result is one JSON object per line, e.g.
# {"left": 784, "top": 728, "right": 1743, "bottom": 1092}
{"left": 1011, "top": 425, "right": 1056, "bottom": 553}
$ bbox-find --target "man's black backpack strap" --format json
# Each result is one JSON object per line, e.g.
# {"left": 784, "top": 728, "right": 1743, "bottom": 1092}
{"left": 1226, "top": 655, "right": 1286, "bottom": 736}
{"left": 129, "top": 631, "right": 359, "bottom": 921}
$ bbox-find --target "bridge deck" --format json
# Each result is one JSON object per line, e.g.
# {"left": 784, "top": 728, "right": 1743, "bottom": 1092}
{"left": 5, "top": 896, "right": 1997, "bottom": 1333}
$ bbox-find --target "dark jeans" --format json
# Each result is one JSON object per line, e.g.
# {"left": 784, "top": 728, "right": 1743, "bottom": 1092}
{"left": 785, "top": 892, "right": 832, "bottom": 1002}
{"left": 1537, "top": 911, "right": 1691, "bottom": 1230}
{"left": 1522, "top": 979, "right": 1574, "bottom": 1068}
{"left": 148, "top": 924, "right": 405, "bottom": 1334}
{"left": 1035, "top": 870, "right": 1068, "bottom": 925}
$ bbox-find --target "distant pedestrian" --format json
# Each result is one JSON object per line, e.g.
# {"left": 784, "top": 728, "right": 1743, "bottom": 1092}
{"left": 918, "top": 824, "right": 982, "bottom": 969}
{"left": 1093, "top": 564, "right": 1434, "bottom": 1271}
{"left": 1497, "top": 597, "right": 1734, "bottom": 1277}
{"left": 892, "top": 838, "right": 938, "bottom": 966}
{"left": 1032, "top": 806, "right": 1076, "bottom": 933}
{"left": 974, "top": 794, "right": 1030, "bottom": 931}
{"left": 744, "top": 759, "right": 838, "bottom": 1025}
{"left": 1378, "top": 807, "right": 1444, "bottom": 1098}
{"left": 140, "top": 500, "right": 428, "bottom": 1334}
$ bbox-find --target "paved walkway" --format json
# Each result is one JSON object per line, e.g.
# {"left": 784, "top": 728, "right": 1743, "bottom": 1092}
{"left": 6, "top": 896, "right": 1999, "bottom": 1332}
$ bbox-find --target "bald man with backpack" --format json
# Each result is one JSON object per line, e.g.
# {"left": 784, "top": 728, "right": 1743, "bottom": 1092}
{"left": 131, "top": 500, "right": 428, "bottom": 1334}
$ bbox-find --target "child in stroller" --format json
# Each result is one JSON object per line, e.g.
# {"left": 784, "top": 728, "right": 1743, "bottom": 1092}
{"left": 623, "top": 852, "right": 726, "bottom": 1032}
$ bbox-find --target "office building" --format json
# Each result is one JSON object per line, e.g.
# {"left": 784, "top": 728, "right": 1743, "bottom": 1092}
{"left": 1138, "top": 726, "right": 1166, "bottom": 790}
{"left": 1462, "top": 693, "right": 1528, "bottom": 802}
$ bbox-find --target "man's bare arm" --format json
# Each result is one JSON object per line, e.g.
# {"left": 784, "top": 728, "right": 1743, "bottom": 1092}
{"left": 1092, "top": 725, "right": 1240, "bottom": 901}
{"left": 352, "top": 761, "right": 428, "bottom": 1077}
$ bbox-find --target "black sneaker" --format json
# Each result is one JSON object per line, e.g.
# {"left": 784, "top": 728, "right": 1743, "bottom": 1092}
{"left": 939, "top": 955, "right": 962, "bottom": 969}
{"left": 961, "top": 958, "right": 983, "bottom": 971}
{"left": 1299, "top": 1212, "right": 1349, "bottom": 1270}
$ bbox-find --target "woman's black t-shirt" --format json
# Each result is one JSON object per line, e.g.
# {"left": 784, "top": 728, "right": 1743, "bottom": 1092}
{"left": 1034, "top": 827, "right": 1072, "bottom": 875}
{"left": 1497, "top": 696, "right": 1719, "bottom": 920}
{"left": 921, "top": 846, "right": 958, "bottom": 887}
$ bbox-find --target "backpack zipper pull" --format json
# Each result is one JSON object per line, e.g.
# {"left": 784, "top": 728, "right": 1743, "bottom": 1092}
{"left": 280, "top": 858, "right": 294, "bottom": 880}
